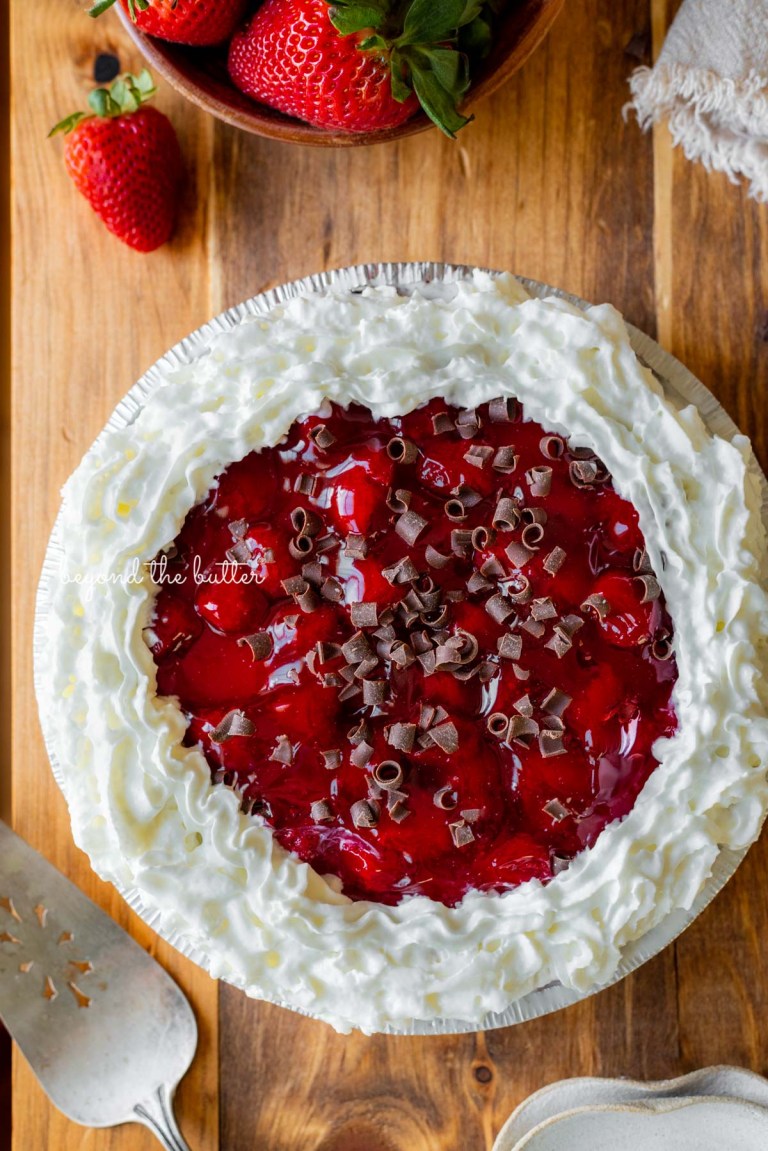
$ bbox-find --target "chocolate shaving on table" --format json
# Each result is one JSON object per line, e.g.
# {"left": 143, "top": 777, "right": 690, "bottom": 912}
{"left": 310, "top": 799, "right": 334, "bottom": 823}
{"left": 488, "top": 397, "right": 518, "bottom": 423}
{"left": 543, "top": 797, "right": 569, "bottom": 819}
{"left": 526, "top": 465, "right": 553, "bottom": 497}
{"left": 464, "top": 444, "right": 494, "bottom": 469}
{"left": 530, "top": 597, "right": 557, "bottom": 621}
{"left": 395, "top": 509, "right": 428, "bottom": 546}
{"left": 455, "top": 408, "right": 480, "bottom": 439}
{"left": 350, "top": 601, "right": 379, "bottom": 628}
{"left": 543, "top": 546, "right": 567, "bottom": 574}
{"left": 294, "top": 473, "right": 318, "bottom": 498}
{"left": 301, "top": 561, "right": 324, "bottom": 586}
{"left": 491, "top": 445, "right": 518, "bottom": 474}
{"left": 341, "top": 631, "right": 373, "bottom": 665}
{"left": 425, "top": 544, "right": 451, "bottom": 569}
{"left": 471, "top": 526, "right": 495, "bottom": 550}
{"left": 633, "top": 547, "right": 653, "bottom": 574}
{"left": 351, "top": 798, "right": 379, "bottom": 828}
{"left": 508, "top": 715, "right": 539, "bottom": 746}
{"left": 290, "top": 506, "right": 322, "bottom": 538}
{"left": 542, "top": 688, "right": 572, "bottom": 716}
{"left": 451, "top": 529, "right": 473, "bottom": 556}
{"left": 309, "top": 423, "right": 336, "bottom": 451}
{"left": 486, "top": 712, "right": 509, "bottom": 738}
{"left": 485, "top": 593, "right": 515, "bottom": 624}
{"left": 461, "top": 808, "right": 480, "bottom": 823}
{"left": 539, "top": 434, "right": 565, "bottom": 459}
{"left": 521, "top": 523, "right": 545, "bottom": 550}
{"left": 492, "top": 497, "right": 521, "bottom": 531}
{"left": 580, "top": 592, "right": 611, "bottom": 620}
{"left": 269, "top": 734, "right": 293, "bottom": 765}
{"left": 321, "top": 749, "right": 342, "bottom": 770}
{"left": 388, "top": 799, "right": 411, "bottom": 823}
{"left": 344, "top": 533, "right": 368, "bottom": 559}
{"left": 635, "top": 574, "right": 661, "bottom": 603}
{"left": 210, "top": 709, "right": 255, "bottom": 742}
{"left": 351, "top": 741, "right": 374, "bottom": 769}
{"left": 315, "top": 534, "right": 339, "bottom": 555}
{"left": 237, "top": 632, "right": 273, "bottom": 661}
{"left": 507, "top": 576, "right": 532, "bottom": 604}
{"left": 288, "top": 535, "right": 314, "bottom": 559}
{"left": 497, "top": 632, "right": 523, "bottom": 660}
{"left": 569, "top": 459, "right": 599, "bottom": 488}
{"left": 354, "top": 656, "right": 380, "bottom": 680}
{"left": 362, "top": 679, "right": 387, "bottom": 706}
{"left": 520, "top": 617, "right": 546, "bottom": 638}
{"left": 449, "top": 820, "right": 475, "bottom": 848}
{"left": 432, "top": 411, "right": 454, "bottom": 435}
{"left": 372, "top": 761, "right": 405, "bottom": 790}
{"left": 513, "top": 694, "right": 534, "bottom": 717}
{"left": 386, "top": 487, "right": 412, "bottom": 514}
{"left": 430, "top": 721, "right": 459, "bottom": 754}
{"left": 228, "top": 518, "right": 248, "bottom": 540}
{"left": 226, "top": 539, "right": 254, "bottom": 565}
{"left": 433, "top": 785, "right": 459, "bottom": 810}
{"left": 386, "top": 436, "right": 419, "bottom": 464}
{"left": 505, "top": 539, "right": 535, "bottom": 568}
{"left": 387, "top": 722, "right": 417, "bottom": 752}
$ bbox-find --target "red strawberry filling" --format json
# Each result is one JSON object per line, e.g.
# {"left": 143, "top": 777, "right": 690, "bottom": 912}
{"left": 149, "top": 398, "right": 678, "bottom": 907}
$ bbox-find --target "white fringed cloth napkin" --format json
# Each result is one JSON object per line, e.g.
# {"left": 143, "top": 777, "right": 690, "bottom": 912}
{"left": 628, "top": 0, "right": 768, "bottom": 201}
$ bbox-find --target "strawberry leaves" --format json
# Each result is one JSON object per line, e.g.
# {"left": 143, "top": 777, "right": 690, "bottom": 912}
{"left": 49, "top": 70, "right": 157, "bottom": 136}
{"left": 87, "top": 0, "right": 149, "bottom": 18}
{"left": 328, "top": 0, "right": 493, "bottom": 137}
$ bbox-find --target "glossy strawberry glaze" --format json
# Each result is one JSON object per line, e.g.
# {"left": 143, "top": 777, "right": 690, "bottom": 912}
{"left": 149, "top": 399, "right": 678, "bottom": 906}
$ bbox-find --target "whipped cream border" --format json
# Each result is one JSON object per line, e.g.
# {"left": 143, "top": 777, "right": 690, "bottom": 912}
{"left": 37, "top": 270, "right": 768, "bottom": 1034}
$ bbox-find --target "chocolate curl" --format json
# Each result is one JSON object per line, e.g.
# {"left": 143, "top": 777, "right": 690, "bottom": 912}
{"left": 652, "top": 632, "right": 674, "bottom": 661}
{"left": 480, "top": 555, "right": 505, "bottom": 580}
{"left": 382, "top": 556, "right": 419, "bottom": 585}
{"left": 237, "top": 632, "right": 273, "bottom": 662}
{"left": 210, "top": 709, "right": 255, "bottom": 742}
{"left": 373, "top": 761, "right": 405, "bottom": 790}
{"left": 569, "top": 459, "right": 599, "bottom": 488}
{"left": 539, "top": 434, "right": 565, "bottom": 459}
{"left": 543, "top": 546, "right": 567, "bottom": 575}
{"left": 341, "top": 630, "right": 374, "bottom": 665}
{"left": 395, "top": 509, "right": 429, "bottom": 546}
{"left": 581, "top": 592, "right": 611, "bottom": 620}
{"left": 425, "top": 545, "right": 451, "bottom": 569}
{"left": 269, "top": 734, "right": 293, "bottom": 765}
{"left": 354, "top": 656, "right": 380, "bottom": 680}
{"left": 294, "top": 473, "right": 318, "bottom": 498}
{"left": 492, "top": 497, "right": 520, "bottom": 531}
{"left": 451, "top": 529, "right": 473, "bottom": 556}
{"left": 463, "top": 444, "right": 494, "bottom": 469}
{"left": 226, "top": 539, "right": 255, "bottom": 565}
{"left": 445, "top": 484, "right": 480, "bottom": 519}
{"left": 461, "top": 808, "right": 480, "bottom": 823}
{"left": 433, "top": 786, "right": 459, "bottom": 810}
{"left": 492, "top": 446, "right": 518, "bottom": 473}
{"left": 387, "top": 436, "right": 419, "bottom": 464}
{"left": 520, "top": 617, "right": 546, "bottom": 638}
{"left": 508, "top": 715, "right": 539, "bottom": 747}
{"left": 488, "top": 397, "right": 518, "bottom": 423}
{"left": 350, "top": 601, "right": 379, "bottom": 628}
{"left": 560, "top": 614, "right": 585, "bottom": 637}
{"left": 388, "top": 640, "right": 416, "bottom": 668}
{"left": 543, "top": 798, "right": 569, "bottom": 821}
{"left": 526, "top": 466, "right": 553, "bottom": 498}
{"left": 386, "top": 487, "right": 412, "bottom": 514}
{"left": 540, "top": 730, "right": 567, "bottom": 758}
{"left": 388, "top": 798, "right": 411, "bottom": 823}
{"left": 347, "top": 717, "right": 372, "bottom": 746}
{"left": 310, "top": 799, "right": 334, "bottom": 823}
{"left": 321, "top": 749, "right": 342, "bottom": 770}
{"left": 351, "top": 741, "right": 374, "bottom": 769}
{"left": 297, "top": 586, "right": 320, "bottom": 613}
{"left": 542, "top": 688, "right": 572, "bottom": 716}
{"left": 507, "top": 576, "right": 532, "bottom": 604}
{"left": 545, "top": 626, "right": 574, "bottom": 659}
{"left": 290, "top": 506, "right": 322, "bottom": 538}
{"left": 505, "top": 539, "right": 535, "bottom": 568}
{"left": 512, "top": 663, "right": 530, "bottom": 681}
{"left": 362, "top": 679, "right": 387, "bottom": 706}
{"left": 228, "top": 518, "right": 248, "bottom": 540}
{"left": 309, "top": 423, "right": 336, "bottom": 451}
{"left": 521, "top": 522, "right": 545, "bottom": 550}
{"left": 386, "top": 722, "right": 417, "bottom": 752}
{"left": 471, "top": 526, "right": 495, "bottom": 551}
{"left": 486, "top": 712, "right": 509, "bottom": 738}
{"left": 288, "top": 535, "right": 314, "bottom": 560}
{"left": 530, "top": 597, "right": 557, "bottom": 621}
{"left": 449, "top": 820, "right": 475, "bottom": 847}
{"left": 635, "top": 574, "right": 661, "bottom": 603}
{"left": 430, "top": 721, "right": 459, "bottom": 754}
{"left": 513, "top": 694, "right": 534, "bottom": 717}
{"left": 301, "top": 561, "right": 324, "bottom": 586}
{"left": 351, "top": 799, "right": 379, "bottom": 828}
{"left": 485, "top": 593, "right": 515, "bottom": 624}
{"left": 497, "top": 633, "right": 523, "bottom": 660}
{"left": 345, "top": 533, "right": 368, "bottom": 559}
{"left": 522, "top": 506, "right": 548, "bottom": 526}
{"left": 633, "top": 547, "right": 653, "bottom": 574}
{"left": 432, "top": 411, "right": 454, "bottom": 435}
{"left": 315, "top": 534, "right": 339, "bottom": 555}
{"left": 455, "top": 409, "right": 480, "bottom": 439}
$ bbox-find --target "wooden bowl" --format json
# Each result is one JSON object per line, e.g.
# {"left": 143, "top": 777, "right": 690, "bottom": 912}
{"left": 117, "top": 0, "right": 565, "bottom": 147}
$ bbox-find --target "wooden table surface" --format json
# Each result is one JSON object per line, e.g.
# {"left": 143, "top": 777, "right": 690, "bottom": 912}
{"left": 6, "top": 1, "right": 768, "bottom": 1148}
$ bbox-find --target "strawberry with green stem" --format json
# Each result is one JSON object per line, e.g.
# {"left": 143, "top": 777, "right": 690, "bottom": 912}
{"left": 50, "top": 70, "right": 183, "bottom": 253}
{"left": 88, "top": 0, "right": 250, "bottom": 48}
{"left": 229, "top": 0, "right": 495, "bottom": 137}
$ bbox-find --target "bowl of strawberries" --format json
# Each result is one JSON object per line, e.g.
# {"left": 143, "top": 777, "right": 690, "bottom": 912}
{"left": 103, "top": 0, "right": 565, "bottom": 146}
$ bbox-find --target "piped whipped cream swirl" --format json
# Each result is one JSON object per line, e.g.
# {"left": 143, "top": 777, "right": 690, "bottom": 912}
{"left": 38, "top": 273, "right": 768, "bottom": 1033}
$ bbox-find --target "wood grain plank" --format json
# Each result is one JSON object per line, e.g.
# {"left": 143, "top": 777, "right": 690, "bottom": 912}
{"left": 10, "top": 3, "right": 218, "bottom": 1148}
{"left": 214, "top": 4, "right": 666, "bottom": 1149}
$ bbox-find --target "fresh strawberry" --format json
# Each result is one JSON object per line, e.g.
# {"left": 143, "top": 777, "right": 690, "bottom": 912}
{"left": 89, "top": 0, "right": 249, "bottom": 47}
{"left": 228, "top": 0, "right": 492, "bottom": 137}
{"left": 50, "top": 71, "right": 183, "bottom": 253}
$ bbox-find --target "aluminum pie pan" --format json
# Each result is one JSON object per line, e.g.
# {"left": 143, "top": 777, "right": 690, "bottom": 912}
{"left": 33, "top": 260, "right": 768, "bottom": 1036}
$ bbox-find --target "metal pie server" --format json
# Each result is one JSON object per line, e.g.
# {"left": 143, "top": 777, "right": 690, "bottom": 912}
{"left": 0, "top": 820, "right": 196, "bottom": 1150}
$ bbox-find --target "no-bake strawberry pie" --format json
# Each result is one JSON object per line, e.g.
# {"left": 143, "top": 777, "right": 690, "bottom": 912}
{"left": 38, "top": 270, "right": 768, "bottom": 1033}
